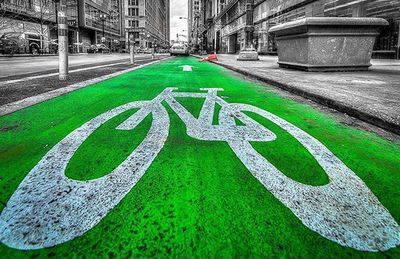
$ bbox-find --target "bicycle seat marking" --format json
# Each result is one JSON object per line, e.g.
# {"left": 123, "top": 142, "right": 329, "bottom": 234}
{"left": 1, "top": 88, "right": 399, "bottom": 251}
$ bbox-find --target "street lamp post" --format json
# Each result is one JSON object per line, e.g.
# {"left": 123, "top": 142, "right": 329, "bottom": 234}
{"left": 146, "top": 34, "right": 155, "bottom": 59}
{"left": 99, "top": 13, "right": 107, "bottom": 43}
{"left": 57, "top": 0, "right": 68, "bottom": 80}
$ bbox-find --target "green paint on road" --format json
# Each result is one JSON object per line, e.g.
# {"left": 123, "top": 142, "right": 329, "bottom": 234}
{"left": 0, "top": 57, "right": 399, "bottom": 258}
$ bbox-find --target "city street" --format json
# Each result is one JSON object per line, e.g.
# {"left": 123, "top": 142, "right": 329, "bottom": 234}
{"left": 0, "top": 57, "right": 399, "bottom": 257}
{"left": 0, "top": 53, "right": 162, "bottom": 78}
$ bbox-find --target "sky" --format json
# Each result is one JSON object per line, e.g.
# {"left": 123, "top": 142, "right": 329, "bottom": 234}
{"left": 170, "top": 0, "right": 188, "bottom": 42}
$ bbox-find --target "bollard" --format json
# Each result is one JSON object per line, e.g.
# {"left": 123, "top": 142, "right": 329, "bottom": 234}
{"left": 58, "top": 0, "right": 68, "bottom": 80}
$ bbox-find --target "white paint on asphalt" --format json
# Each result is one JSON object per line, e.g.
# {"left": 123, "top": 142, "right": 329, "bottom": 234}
{"left": 0, "top": 56, "right": 164, "bottom": 86}
{"left": 0, "top": 58, "right": 170, "bottom": 116}
{"left": 0, "top": 61, "right": 128, "bottom": 85}
{"left": 0, "top": 88, "right": 399, "bottom": 251}
{"left": 0, "top": 53, "right": 164, "bottom": 78}
{"left": 179, "top": 65, "right": 193, "bottom": 71}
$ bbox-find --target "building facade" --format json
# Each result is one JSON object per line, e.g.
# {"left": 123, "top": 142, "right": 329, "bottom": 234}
{"left": 1, "top": 0, "right": 171, "bottom": 54}
{"left": 78, "top": 0, "right": 122, "bottom": 52}
{"left": 0, "top": 0, "right": 61, "bottom": 53}
{"left": 188, "top": 0, "right": 203, "bottom": 49}
{"left": 203, "top": 0, "right": 400, "bottom": 59}
{"left": 122, "top": 0, "right": 170, "bottom": 51}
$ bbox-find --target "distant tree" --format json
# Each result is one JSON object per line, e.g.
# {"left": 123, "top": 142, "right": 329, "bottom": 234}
{"left": 25, "top": 0, "right": 58, "bottom": 50}
{"left": 0, "top": 0, "right": 10, "bottom": 32}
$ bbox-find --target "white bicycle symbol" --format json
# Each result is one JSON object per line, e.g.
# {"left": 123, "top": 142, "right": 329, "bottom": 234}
{"left": 0, "top": 88, "right": 399, "bottom": 251}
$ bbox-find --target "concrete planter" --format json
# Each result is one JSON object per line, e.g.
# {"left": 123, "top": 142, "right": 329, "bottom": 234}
{"left": 269, "top": 17, "right": 388, "bottom": 71}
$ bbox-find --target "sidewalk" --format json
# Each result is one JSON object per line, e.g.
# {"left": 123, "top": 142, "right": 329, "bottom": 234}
{"left": 194, "top": 54, "right": 400, "bottom": 135}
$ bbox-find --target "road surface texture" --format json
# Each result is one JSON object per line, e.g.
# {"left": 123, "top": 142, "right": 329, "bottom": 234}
{"left": 0, "top": 53, "right": 164, "bottom": 78}
{"left": 0, "top": 54, "right": 169, "bottom": 106}
{"left": 0, "top": 57, "right": 399, "bottom": 258}
{"left": 194, "top": 54, "right": 400, "bottom": 135}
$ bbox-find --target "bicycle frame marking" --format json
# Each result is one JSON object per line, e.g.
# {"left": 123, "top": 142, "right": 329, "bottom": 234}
{"left": 1, "top": 88, "right": 399, "bottom": 251}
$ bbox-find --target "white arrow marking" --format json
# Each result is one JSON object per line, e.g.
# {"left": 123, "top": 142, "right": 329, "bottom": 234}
{"left": 180, "top": 65, "right": 193, "bottom": 72}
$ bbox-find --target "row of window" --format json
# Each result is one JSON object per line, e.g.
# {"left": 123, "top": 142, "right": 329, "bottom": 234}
{"left": 128, "top": 0, "right": 139, "bottom": 6}
{"left": 128, "top": 20, "right": 139, "bottom": 27}
{"left": 128, "top": 7, "right": 139, "bottom": 16}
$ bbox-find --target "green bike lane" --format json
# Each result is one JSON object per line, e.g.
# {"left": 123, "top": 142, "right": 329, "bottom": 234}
{"left": 0, "top": 57, "right": 399, "bottom": 257}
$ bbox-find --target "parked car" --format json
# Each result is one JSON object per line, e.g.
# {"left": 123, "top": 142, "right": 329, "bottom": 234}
{"left": 169, "top": 43, "right": 189, "bottom": 56}
{"left": 87, "top": 44, "right": 110, "bottom": 53}
{"left": 0, "top": 32, "right": 41, "bottom": 55}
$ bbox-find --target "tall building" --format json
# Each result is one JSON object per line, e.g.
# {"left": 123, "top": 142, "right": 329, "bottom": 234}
{"left": 166, "top": 0, "right": 170, "bottom": 44}
{"left": 188, "top": 0, "right": 203, "bottom": 48}
{"left": 78, "top": 0, "right": 122, "bottom": 52}
{"left": 122, "top": 0, "right": 170, "bottom": 50}
{"left": 203, "top": 0, "right": 400, "bottom": 59}
{"left": 0, "top": 0, "right": 123, "bottom": 53}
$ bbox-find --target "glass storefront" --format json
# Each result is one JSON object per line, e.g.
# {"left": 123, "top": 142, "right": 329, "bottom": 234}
{"left": 325, "top": 0, "right": 400, "bottom": 58}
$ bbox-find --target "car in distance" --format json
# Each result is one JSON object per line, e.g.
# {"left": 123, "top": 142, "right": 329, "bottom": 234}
{"left": 0, "top": 32, "right": 41, "bottom": 55}
{"left": 87, "top": 44, "right": 110, "bottom": 53}
{"left": 170, "top": 43, "right": 189, "bottom": 56}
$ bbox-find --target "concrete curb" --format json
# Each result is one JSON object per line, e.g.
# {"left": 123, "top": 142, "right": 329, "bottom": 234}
{"left": 0, "top": 57, "right": 171, "bottom": 117}
{"left": 192, "top": 55, "right": 400, "bottom": 135}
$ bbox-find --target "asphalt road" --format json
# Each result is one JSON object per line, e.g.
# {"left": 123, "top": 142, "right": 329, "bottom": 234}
{"left": 0, "top": 53, "right": 160, "bottom": 78}
{"left": 0, "top": 57, "right": 168, "bottom": 106}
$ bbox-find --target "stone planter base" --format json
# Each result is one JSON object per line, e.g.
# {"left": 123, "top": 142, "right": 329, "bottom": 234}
{"left": 278, "top": 62, "right": 371, "bottom": 72}
{"left": 269, "top": 17, "right": 388, "bottom": 72}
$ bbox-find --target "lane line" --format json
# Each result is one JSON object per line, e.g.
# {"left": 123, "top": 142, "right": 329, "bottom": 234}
{"left": 0, "top": 62, "right": 127, "bottom": 85}
{"left": 0, "top": 57, "right": 171, "bottom": 116}
{"left": 0, "top": 57, "right": 163, "bottom": 85}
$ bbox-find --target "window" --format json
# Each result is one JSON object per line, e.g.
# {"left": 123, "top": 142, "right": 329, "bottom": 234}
{"left": 128, "top": 7, "right": 139, "bottom": 16}
{"left": 128, "top": 19, "right": 139, "bottom": 28}
{"left": 128, "top": 0, "right": 138, "bottom": 6}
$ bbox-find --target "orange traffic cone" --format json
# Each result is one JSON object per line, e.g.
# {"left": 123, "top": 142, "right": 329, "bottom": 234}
{"left": 207, "top": 53, "right": 218, "bottom": 61}
{"left": 200, "top": 53, "right": 218, "bottom": 62}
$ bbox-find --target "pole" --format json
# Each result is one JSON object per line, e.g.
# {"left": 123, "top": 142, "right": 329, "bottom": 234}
{"left": 244, "top": 0, "right": 254, "bottom": 49}
{"left": 58, "top": 0, "right": 68, "bottom": 80}
{"left": 129, "top": 34, "right": 134, "bottom": 65}
{"left": 152, "top": 42, "right": 155, "bottom": 60}
{"left": 397, "top": 23, "right": 400, "bottom": 59}
{"left": 99, "top": 14, "right": 106, "bottom": 44}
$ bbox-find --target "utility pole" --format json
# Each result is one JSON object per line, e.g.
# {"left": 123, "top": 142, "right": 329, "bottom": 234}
{"left": 58, "top": 0, "right": 68, "bottom": 80}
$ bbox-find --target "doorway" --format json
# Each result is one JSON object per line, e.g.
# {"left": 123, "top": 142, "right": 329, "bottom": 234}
{"left": 216, "top": 31, "right": 220, "bottom": 53}
{"left": 228, "top": 33, "right": 237, "bottom": 54}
